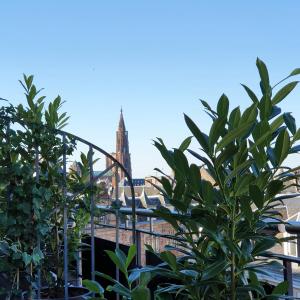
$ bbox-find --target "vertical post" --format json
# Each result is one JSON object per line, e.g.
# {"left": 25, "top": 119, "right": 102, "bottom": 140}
{"left": 136, "top": 231, "right": 142, "bottom": 267}
{"left": 149, "top": 217, "right": 153, "bottom": 233}
{"left": 62, "top": 133, "right": 69, "bottom": 300}
{"left": 35, "top": 146, "right": 41, "bottom": 300}
{"left": 6, "top": 121, "right": 12, "bottom": 205}
{"left": 149, "top": 217, "right": 154, "bottom": 250}
{"left": 283, "top": 260, "right": 293, "bottom": 296}
{"left": 76, "top": 231, "right": 82, "bottom": 286}
{"left": 297, "top": 234, "right": 300, "bottom": 259}
{"left": 128, "top": 180, "right": 137, "bottom": 264}
{"left": 115, "top": 167, "right": 120, "bottom": 300}
{"left": 89, "top": 146, "right": 95, "bottom": 281}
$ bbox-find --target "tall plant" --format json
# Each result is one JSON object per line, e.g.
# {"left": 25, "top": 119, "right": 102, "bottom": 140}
{"left": 0, "top": 75, "right": 94, "bottom": 298}
{"left": 151, "top": 59, "right": 300, "bottom": 299}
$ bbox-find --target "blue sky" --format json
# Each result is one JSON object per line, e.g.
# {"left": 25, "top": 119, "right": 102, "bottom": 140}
{"left": 1, "top": 1, "right": 300, "bottom": 177}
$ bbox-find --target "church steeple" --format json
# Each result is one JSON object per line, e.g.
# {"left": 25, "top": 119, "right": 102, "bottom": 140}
{"left": 118, "top": 108, "right": 126, "bottom": 132}
{"left": 115, "top": 109, "right": 132, "bottom": 180}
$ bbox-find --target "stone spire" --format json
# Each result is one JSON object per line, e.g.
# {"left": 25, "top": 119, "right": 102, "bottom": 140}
{"left": 118, "top": 108, "right": 126, "bottom": 131}
{"left": 116, "top": 109, "right": 132, "bottom": 180}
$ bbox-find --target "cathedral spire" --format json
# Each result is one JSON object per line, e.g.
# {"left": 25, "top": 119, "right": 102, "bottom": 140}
{"left": 116, "top": 108, "right": 132, "bottom": 179}
{"left": 118, "top": 107, "right": 126, "bottom": 131}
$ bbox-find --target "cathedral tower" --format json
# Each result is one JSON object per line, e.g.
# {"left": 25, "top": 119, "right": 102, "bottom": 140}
{"left": 106, "top": 109, "right": 132, "bottom": 185}
{"left": 116, "top": 109, "right": 132, "bottom": 180}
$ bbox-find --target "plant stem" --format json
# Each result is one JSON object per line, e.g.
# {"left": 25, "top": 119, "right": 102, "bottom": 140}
{"left": 230, "top": 200, "right": 237, "bottom": 300}
{"left": 17, "top": 268, "right": 19, "bottom": 291}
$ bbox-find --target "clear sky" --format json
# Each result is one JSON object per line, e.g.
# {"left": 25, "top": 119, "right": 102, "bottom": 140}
{"left": 1, "top": 1, "right": 300, "bottom": 177}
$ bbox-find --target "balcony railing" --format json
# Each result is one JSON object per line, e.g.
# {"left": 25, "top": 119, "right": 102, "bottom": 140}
{"left": 95, "top": 204, "right": 300, "bottom": 297}
{"left": 0, "top": 116, "right": 137, "bottom": 299}
{"left": 3, "top": 115, "right": 300, "bottom": 298}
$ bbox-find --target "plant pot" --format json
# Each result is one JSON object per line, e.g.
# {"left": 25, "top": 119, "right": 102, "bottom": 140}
{"left": 23, "top": 287, "right": 92, "bottom": 300}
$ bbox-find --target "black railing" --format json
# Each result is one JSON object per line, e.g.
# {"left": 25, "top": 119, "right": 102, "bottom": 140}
{"left": 1, "top": 116, "right": 137, "bottom": 299}
{"left": 96, "top": 204, "right": 300, "bottom": 297}
{"left": 3, "top": 116, "right": 300, "bottom": 298}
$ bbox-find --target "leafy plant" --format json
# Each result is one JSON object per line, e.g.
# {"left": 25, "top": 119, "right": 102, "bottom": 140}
{"left": 82, "top": 280, "right": 106, "bottom": 300}
{"left": 151, "top": 59, "right": 300, "bottom": 299}
{"left": 84, "top": 244, "right": 151, "bottom": 300}
{"left": 0, "top": 75, "right": 96, "bottom": 298}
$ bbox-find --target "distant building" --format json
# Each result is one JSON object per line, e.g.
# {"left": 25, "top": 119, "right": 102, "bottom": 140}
{"left": 106, "top": 109, "right": 132, "bottom": 187}
{"left": 123, "top": 178, "right": 145, "bottom": 186}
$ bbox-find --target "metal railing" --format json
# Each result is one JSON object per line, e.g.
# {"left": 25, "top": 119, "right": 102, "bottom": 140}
{"left": 1, "top": 116, "right": 137, "bottom": 299}
{"left": 96, "top": 204, "right": 300, "bottom": 297}
{"left": 3, "top": 116, "right": 300, "bottom": 298}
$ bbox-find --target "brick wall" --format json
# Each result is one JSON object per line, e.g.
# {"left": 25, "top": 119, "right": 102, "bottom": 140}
{"left": 94, "top": 220, "right": 176, "bottom": 265}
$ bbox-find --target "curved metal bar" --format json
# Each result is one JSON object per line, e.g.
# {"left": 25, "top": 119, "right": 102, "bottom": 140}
{"left": 55, "top": 129, "right": 137, "bottom": 244}
{"left": 1, "top": 116, "right": 137, "bottom": 287}
{"left": 62, "top": 133, "right": 69, "bottom": 299}
{"left": 34, "top": 146, "right": 41, "bottom": 299}
{"left": 88, "top": 146, "right": 95, "bottom": 282}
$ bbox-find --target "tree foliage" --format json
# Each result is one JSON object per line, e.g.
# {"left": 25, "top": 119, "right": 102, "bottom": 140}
{"left": 152, "top": 59, "right": 300, "bottom": 299}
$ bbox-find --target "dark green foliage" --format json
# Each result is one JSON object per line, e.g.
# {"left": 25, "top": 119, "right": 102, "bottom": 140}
{"left": 152, "top": 59, "right": 300, "bottom": 299}
{"left": 0, "top": 75, "right": 96, "bottom": 297}
{"left": 84, "top": 245, "right": 151, "bottom": 300}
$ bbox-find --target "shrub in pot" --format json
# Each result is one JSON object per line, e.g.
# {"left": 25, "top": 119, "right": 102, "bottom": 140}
{"left": 0, "top": 76, "right": 94, "bottom": 299}
{"left": 149, "top": 59, "right": 300, "bottom": 299}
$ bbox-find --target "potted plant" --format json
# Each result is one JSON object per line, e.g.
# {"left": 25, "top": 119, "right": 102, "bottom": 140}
{"left": 148, "top": 59, "right": 300, "bottom": 299}
{"left": 0, "top": 75, "right": 93, "bottom": 299}
{"left": 83, "top": 244, "right": 152, "bottom": 300}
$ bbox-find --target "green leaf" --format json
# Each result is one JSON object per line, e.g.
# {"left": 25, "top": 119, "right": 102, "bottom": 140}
{"left": 0, "top": 241, "right": 10, "bottom": 256}
{"left": 107, "top": 283, "right": 131, "bottom": 298}
{"left": 125, "top": 244, "right": 136, "bottom": 269}
{"left": 241, "top": 84, "right": 259, "bottom": 104}
{"left": 105, "top": 250, "right": 127, "bottom": 275}
{"left": 224, "top": 159, "right": 254, "bottom": 184}
{"left": 271, "top": 281, "right": 288, "bottom": 296}
{"left": 256, "top": 58, "right": 270, "bottom": 95}
{"left": 32, "top": 247, "right": 44, "bottom": 265}
{"left": 283, "top": 112, "right": 296, "bottom": 134}
{"left": 22, "top": 252, "right": 32, "bottom": 266}
{"left": 228, "top": 106, "right": 241, "bottom": 130}
{"left": 259, "top": 96, "right": 272, "bottom": 120}
{"left": 274, "top": 129, "right": 290, "bottom": 165}
{"left": 272, "top": 81, "right": 298, "bottom": 105}
{"left": 235, "top": 174, "right": 255, "bottom": 196}
{"left": 240, "top": 197, "right": 253, "bottom": 221}
{"left": 154, "top": 206, "right": 180, "bottom": 231}
{"left": 202, "top": 259, "right": 228, "bottom": 280}
{"left": 139, "top": 272, "right": 152, "bottom": 287}
{"left": 293, "top": 128, "right": 300, "bottom": 142}
{"left": 179, "top": 136, "right": 192, "bottom": 152}
{"left": 216, "top": 121, "right": 254, "bottom": 152}
{"left": 95, "top": 271, "right": 118, "bottom": 284}
{"left": 239, "top": 104, "right": 258, "bottom": 125}
{"left": 173, "top": 149, "right": 189, "bottom": 175}
{"left": 267, "top": 180, "right": 284, "bottom": 199}
{"left": 189, "top": 163, "right": 201, "bottom": 192}
{"left": 252, "top": 237, "right": 276, "bottom": 256}
{"left": 154, "top": 139, "right": 175, "bottom": 169}
{"left": 160, "top": 251, "right": 177, "bottom": 271}
{"left": 184, "top": 114, "right": 209, "bottom": 153}
{"left": 83, "top": 279, "right": 105, "bottom": 295}
{"left": 249, "top": 185, "right": 264, "bottom": 209}
{"left": 209, "top": 117, "right": 226, "bottom": 149}
{"left": 216, "top": 143, "right": 238, "bottom": 169}
{"left": 270, "top": 115, "right": 284, "bottom": 132}
{"left": 217, "top": 94, "right": 229, "bottom": 118}
{"left": 132, "top": 287, "right": 151, "bottom": 300}
{"left": 290, "top": 68, "right": 300, "bottom": 76}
